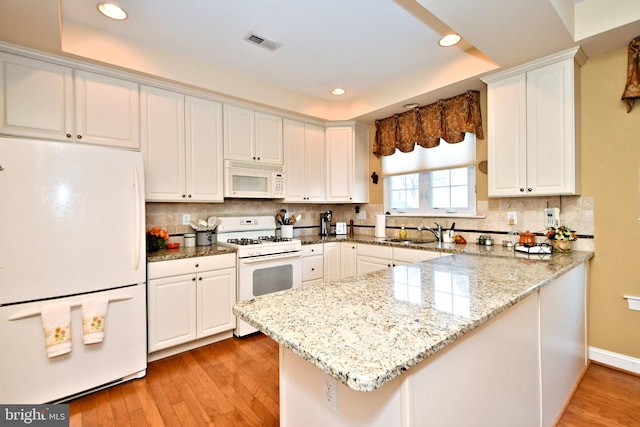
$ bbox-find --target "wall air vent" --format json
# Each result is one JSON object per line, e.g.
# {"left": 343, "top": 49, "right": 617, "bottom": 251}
{"left": 245, "top": 33, "right": 281, "bottom": 51}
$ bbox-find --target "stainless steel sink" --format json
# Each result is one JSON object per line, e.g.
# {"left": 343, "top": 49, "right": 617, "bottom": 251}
{"left": 382, "top": 238, "right": 436, "bottom": 245}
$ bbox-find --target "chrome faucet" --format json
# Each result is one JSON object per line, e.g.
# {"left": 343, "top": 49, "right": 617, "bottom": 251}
{"left": 418, "top": 222, "right": 442, "bottom": 242}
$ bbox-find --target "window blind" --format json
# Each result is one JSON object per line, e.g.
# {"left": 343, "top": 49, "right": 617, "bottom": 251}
{"left": 381, "top": 133, "right": 476, "bottom": 177}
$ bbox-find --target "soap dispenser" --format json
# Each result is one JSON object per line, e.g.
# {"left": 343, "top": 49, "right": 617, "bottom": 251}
{"left": 399, "top": 226, "right": 407, "bottom": 239}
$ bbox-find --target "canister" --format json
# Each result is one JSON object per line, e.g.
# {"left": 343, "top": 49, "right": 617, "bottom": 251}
{"left": 196, "top": 230, "right": 212, "bottom": 246}
{"left": 184, "top": 233, "right": 196, "bottom": 248}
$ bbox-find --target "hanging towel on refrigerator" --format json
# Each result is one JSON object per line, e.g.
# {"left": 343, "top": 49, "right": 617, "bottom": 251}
{"left": 40, "top": 300, "right": 72, "bottom": 358}
{"left": 82, "top": 296, "right": 109, "bottom": 344}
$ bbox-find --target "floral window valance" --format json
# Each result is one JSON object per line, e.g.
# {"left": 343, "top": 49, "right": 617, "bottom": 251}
{"left": 373, "top": 90, "right": 484, "bottom": 157}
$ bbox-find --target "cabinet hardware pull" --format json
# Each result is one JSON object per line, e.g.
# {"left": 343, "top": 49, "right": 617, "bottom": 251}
{"left": 66, "top": 133, "right": 72, "bottom": 138}
{"left": 77, "top": 134, "right": 82, "bottom": 139}
{"left": 520, "top": 188, "right": 525, "bottom": 192}
{"left": 527, "top": 188, "right": 533, "bottom": 192}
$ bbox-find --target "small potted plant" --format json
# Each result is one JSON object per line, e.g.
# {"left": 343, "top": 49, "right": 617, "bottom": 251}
{"left": 545, "top": 225, "right": 577, "bottom": 252}
{"left": 146, "top": 227, "right": 169, "bottom": 252}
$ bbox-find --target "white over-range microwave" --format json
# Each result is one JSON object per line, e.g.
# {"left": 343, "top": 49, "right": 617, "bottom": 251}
{"left": 224, "top": 160, "right": 285, "bottom": 198}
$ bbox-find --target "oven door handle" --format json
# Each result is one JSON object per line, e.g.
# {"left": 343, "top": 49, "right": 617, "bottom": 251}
{"left": 238, "top": 251, "right": 302, "bottom": 264}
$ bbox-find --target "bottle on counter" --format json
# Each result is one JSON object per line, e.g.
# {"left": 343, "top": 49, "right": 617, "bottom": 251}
{"left": 349, "top": 219, "right": 354, "bottom": 237}
{"left": 399, "top": 226, "right": 407, "bottom": 239}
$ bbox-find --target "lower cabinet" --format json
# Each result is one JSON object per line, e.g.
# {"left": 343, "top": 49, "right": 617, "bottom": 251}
{"left": 302, "top": 244, "right": 324, "bottom": 286}
{"left": 356, "top": 244, "right": 445, "bottom": 275}
{"left": 147, "top": 253, "right": 236, "bottom": 356}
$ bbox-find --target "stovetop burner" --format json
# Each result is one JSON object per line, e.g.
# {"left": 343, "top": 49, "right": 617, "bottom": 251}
{"left": 259, "top": 235, "right": 293, "bottom": 243}
{"left": 226, "top": 238, "right": 262, "bottom": 246}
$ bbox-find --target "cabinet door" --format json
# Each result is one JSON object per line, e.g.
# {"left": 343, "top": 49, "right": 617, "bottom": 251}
{"left": 357, "top": 255, "right": 392, "bottom": 275}
{"left": 526, "top": 59, "right": 577, "bottom": 196}
{"left": 140, "top": 85, "right": 186, "bottom": 201}
{"left": 196, "top": 267, "right": 236, "bottom": 337}
{"left": 223, "top": 105, "right": 255, "bottom": 161}
{"left": 340, "top": 242, "right": 357, "bottom": 279}
{"left": 74, "top": 70, "right": 139, "bottom": 149}
{"left": 487, "top": 74, "right": 527, "bottom": 197}
{"left": 304, "top": 124, "right": 326, "bottom": 201}
{"left": 186, "top": 96, "right": 224, "bottom": 202}
{"left": 393, "top": 247, "right": 441, "bottom": 265}
{"left": 283, "top": 119, "right": 307, "bottom": 201}
{"left": 0, "top": 53, "right": 73, "bottom": 140}
{"left": 325, "top": 126, "right": 354, "bottom": 202}
{"left": 148, "top": 274, "right": 197, "bottom": 352}
{"left": 303, "top": 255, "right": 324, "bottom": 282}
{"left": 255, "top": 112, "right": 283, "bottom": 164}
{"left": 323, "top": 242, "right": 341, "bottom": 282}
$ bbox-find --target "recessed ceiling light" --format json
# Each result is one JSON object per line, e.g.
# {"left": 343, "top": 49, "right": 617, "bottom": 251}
{"left": 331, "top": 88, "right": 346, "bottom": 96}
{"left": 438, "top": 33, "right": 461, "bottom": 47}
{"left": 97, "top": 3, "right": 128, "bottom": 20}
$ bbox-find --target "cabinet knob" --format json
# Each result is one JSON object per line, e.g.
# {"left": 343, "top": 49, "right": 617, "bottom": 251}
{"left": 66, "top": 133, "right": 72, "bottom": 139}
{"left": 520, "top": 188, "right": 525, "bottom": 192}
{"left": 192, "top": 277, "right": 196, "bottom": 281}
{"left": 188, "top": 194, "right": 192, "bottom": 198}
{"left": 182, "top": 194, "right": 186, "bottom": 198}
{"left": 77, "top": 134, "right": 82, "bottom": 139}
{"left": 195, "top": 263, "right": 199, "bottom": 268}
{"left": 257, "top": 157, "right": 261, "bottom": 161}
{"left": 198, "top": 277, "right": 202, "bottom": 281}
{"left": 527, "top": 188, "right": 533, "bottom": 192}
{"left": 311, "top": 268, "right": 315, "bottom": 271}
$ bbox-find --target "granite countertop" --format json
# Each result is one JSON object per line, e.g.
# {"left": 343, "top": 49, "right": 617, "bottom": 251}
{"left": 233, "top": 249, "right": 593, "bottom": 392}
{"left": 146, "top": 244, "right": 235, "bottom": 262}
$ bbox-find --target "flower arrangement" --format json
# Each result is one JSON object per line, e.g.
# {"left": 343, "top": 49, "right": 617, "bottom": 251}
{"left": 147, "top": 227, "right": 169, "bottom": 251}
{"left": 545, "top": 225, "right": 577, "bottom": 241}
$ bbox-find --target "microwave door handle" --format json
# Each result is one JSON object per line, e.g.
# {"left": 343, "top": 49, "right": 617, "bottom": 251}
{"left": 239, "top": 252, "right": 301, "bottom": 264}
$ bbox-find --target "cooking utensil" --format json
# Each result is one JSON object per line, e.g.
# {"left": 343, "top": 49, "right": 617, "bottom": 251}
{"left": 295, "top": 214, "right": 302, "bottom": 222}
{"left": 450, "top": 222, "right": 456, "bottom": 231}
{"left": 189, "top": 221, "right": 200, "bottom": 230}
{"left": 207, "top": 216, "right": 218, "bottom": 228}
{"left": 198, "top": 219, "right": 208, "bottom": 228}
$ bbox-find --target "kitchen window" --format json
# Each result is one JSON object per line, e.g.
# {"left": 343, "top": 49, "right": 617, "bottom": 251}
{"left": 382, "top": 133, "right": 476, "bottom": 216}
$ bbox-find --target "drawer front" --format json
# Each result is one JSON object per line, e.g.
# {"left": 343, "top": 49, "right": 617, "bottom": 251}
{"left": 302, "top": 244, "right": 324, "bottom": 257}
{"left": 302, "top": 255, "right": 323, "bottom": 281}
{"left": 148, "top": 253, "right": 236, "bottom": 279}
{"left": 357, "top": 243, "right": 393, "bottom": 259}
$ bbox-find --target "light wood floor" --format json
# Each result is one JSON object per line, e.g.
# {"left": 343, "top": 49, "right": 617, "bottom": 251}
{"left": 70, "top": 334, "right": 640, "bottom": 426}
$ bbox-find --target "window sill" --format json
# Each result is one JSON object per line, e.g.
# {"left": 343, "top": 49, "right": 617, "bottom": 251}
{"left": 385, "top": 213, "right": 487, "bottom": 219}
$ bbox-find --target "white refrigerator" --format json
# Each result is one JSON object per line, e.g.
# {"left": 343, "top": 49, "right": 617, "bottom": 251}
{"left": 0, "top": 137, "right": 147, "bottom": 403}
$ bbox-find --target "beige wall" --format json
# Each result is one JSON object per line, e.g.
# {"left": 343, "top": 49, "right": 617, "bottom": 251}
{"left": 581, "top": 47, "right": 640, "bottom": 358}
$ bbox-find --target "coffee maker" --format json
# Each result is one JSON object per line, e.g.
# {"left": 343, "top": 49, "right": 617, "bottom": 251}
{"left": 320, "top": 210, "right": 332, "bottom": 236}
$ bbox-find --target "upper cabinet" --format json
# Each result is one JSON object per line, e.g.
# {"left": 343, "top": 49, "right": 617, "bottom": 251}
{"left": 223, "top": 105, "right": 283, "bottom": 165}
{"left": 0, "top": 52, "right": 139, "bottom": 149}
{"left": 325, "top": 122, "right": 370, "bottom": 203}
{"left": 482, "top": 48, "right": 586, "bottom": 197}
{"left": 283, "top": 119, "right": 325, "bottom": 202}
{"left": 141, "top": 85, "right": 223, "bottom": 202}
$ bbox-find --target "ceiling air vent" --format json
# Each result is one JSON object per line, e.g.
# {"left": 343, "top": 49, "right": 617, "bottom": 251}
{"left": 245, "top": 33, "right": 281, "bottom": 51}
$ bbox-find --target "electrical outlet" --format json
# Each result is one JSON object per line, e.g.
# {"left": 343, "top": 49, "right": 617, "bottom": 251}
{"left": 544, "top": 208, "right": 560, "bottom": 228}
{"left": 182, "top": 214, "right": 191, "bottom": 225}
{"left": 356, "top": 210, "right": 366, "bottom": 220}
{"left": 321, "top": 373, "right": 338, "bottom": 414}
{"left": 507, "top": 211, "right": 517, "bottom": 225}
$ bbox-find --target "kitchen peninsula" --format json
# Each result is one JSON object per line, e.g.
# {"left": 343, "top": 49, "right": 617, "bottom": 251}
{"left": 234, "top": 250, "right": 593, "bottom": 427}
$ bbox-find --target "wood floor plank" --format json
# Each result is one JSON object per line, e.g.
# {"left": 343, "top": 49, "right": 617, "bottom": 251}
{"left": 69, "top": 334, "right": 640, "bottom": 426}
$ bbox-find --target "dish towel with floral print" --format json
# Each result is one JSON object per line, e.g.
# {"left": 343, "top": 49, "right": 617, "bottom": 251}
{"left": 40, "top": 300, "right": 72, "bottom": 358}
{"left": 81, "top": 296, "right": 109, "bottom": 344}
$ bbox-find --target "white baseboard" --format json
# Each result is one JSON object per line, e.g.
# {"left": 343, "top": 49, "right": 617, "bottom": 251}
{"left": 589, "top": 346, "right": 640, "bottom": 374}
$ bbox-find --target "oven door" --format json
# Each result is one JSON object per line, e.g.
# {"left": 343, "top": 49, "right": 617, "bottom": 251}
{"left": 236, "top": 252, "right": 302, "bottom": 336}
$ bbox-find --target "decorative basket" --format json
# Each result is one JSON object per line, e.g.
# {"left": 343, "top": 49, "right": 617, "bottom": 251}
{"left": 550, "top": 240, "right": 572, "bottom": 252}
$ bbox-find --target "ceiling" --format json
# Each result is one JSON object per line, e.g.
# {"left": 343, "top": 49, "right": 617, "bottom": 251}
{"left": 1, "top": 0, "right": 639, "bottom": 123}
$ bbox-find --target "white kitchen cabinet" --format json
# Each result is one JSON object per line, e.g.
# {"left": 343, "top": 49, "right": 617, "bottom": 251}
{"left": 356, "top": 244, "right": 393, "bottom": 275}
{"left": 325, "top": 122, "right": 370, "bottom": 203}
{"left": 147, "top": 254, "right": 236, "bottom": 356}
{"left": 393, "top": 247, "right": 443, "bottom": 265}
{"left": 302, "top": 244, "right": 324, "bottom": 286}
{"left": 483, "top": 48, "right": 585, "bottom": 197}
{"left": 340, "top": 242, "right": 358, "bottom": 279}
{"left": 283, "top": 119, "right": 325, "bottom": 202}
{"left": 0, "top": 52, "right": 140, "bottom": 149}
{"left": 323, "top": 242, "right": 341, "bottom": 283}
{"left": 223, "top": 104, "right": 283, "bottom": 165}
{"left": 141, "top": 85, "right": 223, "bottom": 202}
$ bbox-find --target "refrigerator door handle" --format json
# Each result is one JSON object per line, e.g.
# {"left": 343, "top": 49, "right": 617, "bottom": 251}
{"left": 8, "top": 293, "right": 134, "bottom": 321}
{"left": 133, "top": 165, "right": 142, "bottom": 271}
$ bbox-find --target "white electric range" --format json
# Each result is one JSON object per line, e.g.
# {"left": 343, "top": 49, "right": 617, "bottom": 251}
{"left": 217, "top": 216, "right": 302, "bottom": 337}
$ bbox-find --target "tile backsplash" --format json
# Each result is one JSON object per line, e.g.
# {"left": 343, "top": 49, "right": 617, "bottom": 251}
{"left": 146, "top": 195, "right": 594, "bottom": 251}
